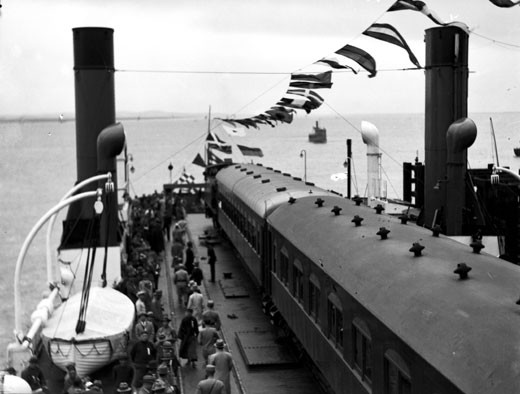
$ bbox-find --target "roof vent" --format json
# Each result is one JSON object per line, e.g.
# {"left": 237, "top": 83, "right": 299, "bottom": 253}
{"left": 377, "top": 227, "right": 390, "bottom": 239}
{"left": 431, "top": 225, "right": 442, "bottom": 237}
{"left": 266, "top": 166, "right": 273, "bottom": 170}
{"left": 352, "top": 215, "right": 363, "bottom": 226}
{"left": 276, "top": 187, "right": 287, "bottom": 192}
{"left": 246, "top": 171, "right": 254, "bottom": 175}
{"left": 274, "top": 170, "right": 281, "bottom": 173}
{"left": 331, "top": 206, "right": 342, "bottom": 216}
{"left": 409, "top": 242, "right": 424, "bottom": 257}
{"left": 352, "top": 195, "right": 363, "bottom": 206}
{"left": 240, "top": 168, "right": 247, "bottom": 172}
{"left": 399, "top": 214, "right": 409, "bottom": 225}
{"left": 253, "top": 174, "right": 261, "bottom": 179}
{"left": 305, "top": 182, "right": 315, "bottom": 186}
{"left": 261, "top": 179, "right": 270, "bottom": 184}
{"left": 235, "top": 165, "right": 241, "bottom": 169}
{"left": 288, "top": 197, "right": 296, "bottom": 204}
{"left": 454, "top": 263, "right": 472, "bottom": 280}
{"left": 470, "top": 239, "right": 485, "bottom": 254}
{"left": 374, "top": 204, "right": 384, "bottom": 214}
{"left": 283, "top": 172, "right": 291, "bottom": 177}
{"left": 293, "top": 177, "right": 302, "bottom": 181}
{"left": 257, "top": 163, "right": 264, "bottom": 167}
{"left": 315, "top": 198, "right": 324, "bottom": 207}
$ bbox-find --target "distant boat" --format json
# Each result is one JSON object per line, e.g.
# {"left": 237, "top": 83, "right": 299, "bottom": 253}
{"left": 59, "top": 114, "right": 64, "bottom": 122}
{"left": 514, "top": 146, "right": 520, "bottom": 157}
{"left": 308, "top": 121, "right": 327, "bottom": 143}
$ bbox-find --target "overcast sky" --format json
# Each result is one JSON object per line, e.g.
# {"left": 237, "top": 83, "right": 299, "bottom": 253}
{"left": 0, "top": 0, "right": 519, "bottom": 117}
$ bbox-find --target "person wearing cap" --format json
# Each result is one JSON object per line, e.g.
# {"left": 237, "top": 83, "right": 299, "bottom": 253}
{"left": 63, "top": 363, "right": 84, "bottom": 394}
{"left": 156, "top": 315, "right": 176, "bottom": 343}
{"left": 136, "top": 290, "right": 147, "bottom": 317}
{"left": 137, "top": 374, "right": 155, "bottom": 394}
{"left": 130, "top": 332, "right": 156, "bottom": 389}
{"left": 186, "top": 285, "right": 204, "bottom": 324}
{"left": 184, "top": 241, "right": 195, "bottom": 275}
{"left": 112, "top": 355, "right": 134, "bottom": 391}
{"left": 202, "top": 300, "right": 221, "bottom": 331}
{"left": 195, "top": 365, "right": 224, "bottom": 394}
{"left": 207, "top": 245, "right": 217, "bottom": 283}
{"left": 198, "top": 322, "right": 220, "bottom": 365}
{"left": 190, "top": 261, "right": 204, "bottom": 286}
{"left": 21, "top": 355, "right": 48, "bottom": 393}
{"left": 155, "top": 364, "right": 176, "bottom": 393}
{"left": 173, "top": 265, "right": 189, "bottom": 307}
{"left": 150, "top": 290, "right": 164, "bottom": 330}
{"left": 208, "top": 340, "right": 233, "bottom": 394}
{"left": 171, "top": 239, "right": 184, "bottom": 268}
{"left": 178, "top": 308, "right": 199, "bottom": 368}
{"left": 116, "top": 382, "right": 132, "bottom": 393}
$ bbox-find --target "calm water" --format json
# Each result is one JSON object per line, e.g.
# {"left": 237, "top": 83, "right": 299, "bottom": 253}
{"left": 1, "top": 111, "right": 519, "bottom": 365}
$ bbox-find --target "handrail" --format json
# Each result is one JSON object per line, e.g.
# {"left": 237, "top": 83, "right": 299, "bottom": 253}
{"left": 15, "top": 190, "right": 101, "bottom": 334}
{"left": 45, "top": 173, "right": 110, "bottom": 284}
{"left": 492, "top": 166, "right": 520, "bottom": 183}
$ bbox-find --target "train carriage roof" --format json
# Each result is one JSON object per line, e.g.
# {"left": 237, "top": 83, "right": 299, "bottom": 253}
{"left": 268, "top": 195, "right": 520, "bottom": 394}
{"left": 215, "top": 163, "right": 335, "bottom": 218}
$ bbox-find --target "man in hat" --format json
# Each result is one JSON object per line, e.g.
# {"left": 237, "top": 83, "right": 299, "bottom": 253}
{"left": 63, "top": 363, "right": 84, "bottom": 394}
{"left": 202, "top": 300, "right": 221, "bottom": 331}
{"left": 112, "top": 354, "right": 134, "bottom": 390}
{"left": 184, "top": 241, "right": 195, "bottom": 275}
{"left": 135, "top": 311, "right": 155, "bottom": 339}
{"left": 207, "top": 245, "right": 217, "bottom": 283}
{"left": 21, "top": 355, "right": 48, "bottom": 393}
{"left": 195, "top": 365, "right": 224, "bottom": 394}
{"left": 130, "top": 332, "right": 156, "bottom": 389}
{"left": 208, "top": 340, "right": 233, "bottom": 394}
{"left": 173, "top": 265, "right": 189, "bottom": 307}
{"left": 156, "top": 364, "right": 177, "bottom": 393}
{"left": 186, "top": 284, "right": 204, "bottom": 324}
{"left": 150, "top": 290, "right": 164, "bottom": 330}
{"left": 198, "top": 322, "right": 220, "bottom": 365}
{"left": 190, "top": 261, "right": 204, "bottom": 286}
{"left": 178, "top": 308, "right": 199, "bottom": 368}
{"left": 137, "top": 374, "right": 155, "bottom": 394}
{"left": 116, "top": 382, "right": 132, "bottom": 393}
{"left": 136, "top": 290, "right": 147, "bottom": 316}
{"left": 156, "top": 315, "right": 176, "bottom": 343}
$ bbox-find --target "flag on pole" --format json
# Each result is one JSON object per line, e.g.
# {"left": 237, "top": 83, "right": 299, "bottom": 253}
{"left": 363, "top": 23, "right": 421, "bottom": 68}
{"left": 237, "top": 144, "right": 264, "bottom": 157}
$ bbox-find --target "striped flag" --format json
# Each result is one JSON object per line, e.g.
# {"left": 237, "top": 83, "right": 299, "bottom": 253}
{"left": 363, "top": 23, "right": 421, "bottom": 68}
{"left": 387, "top": 0, "right": 445, "bottom": 25}
{"left": 237, "top": 144, "right": 264, "bottom": 157}
{"left": 265, "top": 107, "right": 295, "bottom": 124}
{"left": 178, "top": 170, "right": 195, "bottom": 184}
{"left": 208, "top": 142, "right": 232, "bottom": 154}
{"left": 289, "top": 71, "right": 333, "bottom": 89}
{"left": 335, "top": 45, "right": 377, "bottom": 78}
{"left": 315, "top": 56, "right": 359, "bottom": 73}
{"left": 489, "top": 0, "right": 520, "bottom": 6}
{"left": 208, "top": 149, "right": 224, "bottom": 165}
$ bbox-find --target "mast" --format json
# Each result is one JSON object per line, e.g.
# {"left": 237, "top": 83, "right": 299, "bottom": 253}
{"left": 205, "top": 105, "right": 211, "bottom": 165}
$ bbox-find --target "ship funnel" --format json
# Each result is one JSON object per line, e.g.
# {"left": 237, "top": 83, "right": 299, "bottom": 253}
{"left": 361, "top": 121, "right": 382, "bottom": 205}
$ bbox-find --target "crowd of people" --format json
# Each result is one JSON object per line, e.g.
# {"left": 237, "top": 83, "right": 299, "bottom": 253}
{"left": 15, "top": 190, "right": 234, "bottom": 394}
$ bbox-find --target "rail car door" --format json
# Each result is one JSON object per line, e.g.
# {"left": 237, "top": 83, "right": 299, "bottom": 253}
{"left": 263, "top": 223, "right": 272, "bottom": 294}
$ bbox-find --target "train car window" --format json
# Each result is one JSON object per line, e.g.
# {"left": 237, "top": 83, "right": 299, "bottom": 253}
{"left": 309, "top": 274, "right": 321, "bottom": 321}
{"left": 280, "top": 250, "right": 289, "bottom": 285}
{"left": 353, "top": 318, "right": 372, "bottom": 386}
{"left": 292, "top": 261, "right": 304, "bottom": 303}
{"left": 327, "top": 293, "right": 344, "bottom": 350}
{"left": 384, "top": 350, "right": 411, "bottom": 394}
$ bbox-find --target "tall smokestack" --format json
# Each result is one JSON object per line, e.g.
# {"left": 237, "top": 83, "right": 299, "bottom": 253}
{"left": 61, "top": 27, "right": 116, "bottom": 248}
{"left": 424, "top": 26, "right": 469, "bottom": 231}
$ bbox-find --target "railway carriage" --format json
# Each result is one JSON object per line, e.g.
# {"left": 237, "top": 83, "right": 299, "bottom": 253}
{"left": 207, "top": 163, "right": 520, "bottom": 394}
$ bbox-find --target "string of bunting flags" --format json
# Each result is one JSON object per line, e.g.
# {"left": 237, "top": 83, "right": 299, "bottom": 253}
{"left": 216, "top": 0, "right": 513, "bottom": 132}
